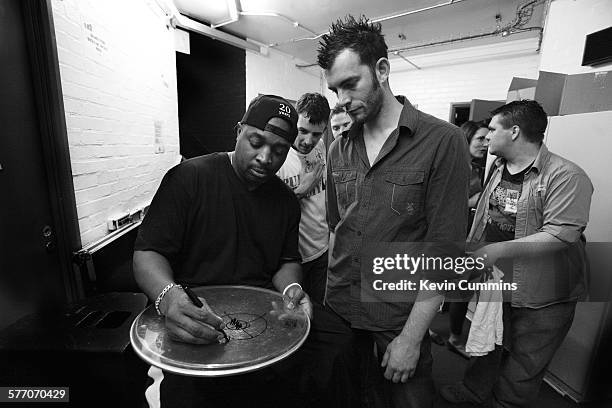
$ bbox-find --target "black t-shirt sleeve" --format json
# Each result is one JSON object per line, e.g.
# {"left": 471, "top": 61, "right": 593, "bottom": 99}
{"left": 134, "top": 163, "right": 194, "bottom": 259}
{"left": 279, "top": 193, "right": 302, "bottom": 264}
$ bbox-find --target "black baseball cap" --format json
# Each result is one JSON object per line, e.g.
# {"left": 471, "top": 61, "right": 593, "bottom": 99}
{"left": 241, "top": 95, "right": 299, "bottom": 144}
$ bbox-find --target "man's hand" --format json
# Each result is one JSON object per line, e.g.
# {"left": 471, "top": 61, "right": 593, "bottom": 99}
{"left": 160, "top": 288, "right": 226, "bottom": 344}
{"left": 294, "top": 160, "right": 324, "bottom": 199}
{"left": 381, "top": 334, "right": 421, "bottom": 383}
{"left": 271, "top": 285, "right": 313, "bottom": 322}
{"left": 470, "top": 242, "right": 502, "bottom": 269}
{"left": 285, "top": 284, "right": 313, "bottom": 319}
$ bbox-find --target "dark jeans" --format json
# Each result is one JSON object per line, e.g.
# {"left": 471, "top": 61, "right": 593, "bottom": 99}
{"left": 301, "top": 251, "right": 328, "bottom": 305}
{"left": 359, "top": 330, "right": 435, "bottom": 408}
{"left": 300, "top": 304, "right": 434, "bottom": 408}
{"left": 449, "top": 301, "right": 469, "bottom": 336}
{"left": 463, "top": 302, "right": 576, "bottom": 408}
{"left": 292, "top": 303, "right": 362, "bottom": 408}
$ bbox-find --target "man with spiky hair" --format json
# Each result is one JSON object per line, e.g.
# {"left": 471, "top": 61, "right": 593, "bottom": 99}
{"left": 277, "top": 92, "right": 331, "bottom": 304}
{"left": 317, "top": 15, "right": 470, "bottom": 407}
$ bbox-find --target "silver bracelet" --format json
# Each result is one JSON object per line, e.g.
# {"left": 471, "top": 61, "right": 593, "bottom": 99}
{"left": 155, "top": 283, "right": 180, "bottom": 316}
{"left": 282, "top": 282, "right": 302, "bottom": 296}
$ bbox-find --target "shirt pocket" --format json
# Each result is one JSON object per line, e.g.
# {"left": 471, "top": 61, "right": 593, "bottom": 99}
{"left": 332, "top": 169, "right": 358, "bottom": 212}
{"left": 385, "top": 171, "right": 424, "bottom": 216}
{"left": 528, "top": 183, "right": 546, "bottom": 229}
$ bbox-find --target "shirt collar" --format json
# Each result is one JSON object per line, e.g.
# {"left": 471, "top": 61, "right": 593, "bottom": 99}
{"left": 531, "top": 143, "right": 549, "bottom": 172}
{"left": 493, "top": 142, "right": 549, "bottom": 173}
{"left": 341, "top": 95, "right": 417, "bottom": 140}
{"left": 395, "top": 95, "right": 418, "bottom": 134}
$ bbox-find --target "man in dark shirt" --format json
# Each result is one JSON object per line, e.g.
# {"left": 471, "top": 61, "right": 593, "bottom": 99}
{"left": 317, "top": 15, "right": 470, "bottom": 407}
{"left": 133, "top": 94, "right": 312, "bottom": 407}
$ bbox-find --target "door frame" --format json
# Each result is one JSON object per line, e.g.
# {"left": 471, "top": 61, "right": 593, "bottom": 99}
{"left": 20, "top": 0, "right": 81, "bottom": 302}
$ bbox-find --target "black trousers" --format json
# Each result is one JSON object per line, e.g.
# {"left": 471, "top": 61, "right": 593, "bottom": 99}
{"left": 149, "top": 303, "right": 360, "bottom": 408}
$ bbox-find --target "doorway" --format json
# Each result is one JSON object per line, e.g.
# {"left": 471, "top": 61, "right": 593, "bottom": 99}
{"left": 450, "top": 99, "right": 506, "bottom": 127}
{"left": 0, "top": 0, "right": 79, "bottom": 329}
{"left": 449, "top": 102, "right": 471, "bottom": 127}
{"left": 176, "top": 31, "right": 246, "bottom": 158}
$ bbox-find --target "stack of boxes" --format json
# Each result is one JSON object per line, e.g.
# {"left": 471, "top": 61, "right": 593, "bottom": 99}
{"left": 505, "top": 69, "right": 612, "bottom": 116}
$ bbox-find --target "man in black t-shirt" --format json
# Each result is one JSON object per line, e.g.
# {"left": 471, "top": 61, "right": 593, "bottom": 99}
{"left": 483, "top": 163, "right": 532, "bottom": 292}
{"left": 133, "top": 95, "right": 313, "bottom": 407}
{"left": 135, "top": 94, "right": 312, "bottom": 341}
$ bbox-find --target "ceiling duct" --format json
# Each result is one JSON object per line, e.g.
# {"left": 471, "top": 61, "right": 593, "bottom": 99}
{"left": 161, "top": 0, "right": 261, "bottom": 53}
{"left": 238, "top": 11, "right": 318, "bottom": 37}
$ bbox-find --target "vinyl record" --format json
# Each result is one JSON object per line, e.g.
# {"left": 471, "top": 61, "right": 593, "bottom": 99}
{"left": 130, "top": 285, "right": 310, "bottom": 376}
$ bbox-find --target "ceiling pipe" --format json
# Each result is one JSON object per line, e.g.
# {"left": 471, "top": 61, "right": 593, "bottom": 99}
{"left": 238, "top": 11, "right": 318, "bottom": 36}
{"left": 172, "top": 15, "right": 261, "bottom": 53}
{"left": 389, "top": 0, "right": 545, "bottom": 55}
{"left": 273, "top": 0, "right": 468, "bottom": 47}
{"left": 393, "top": 51, "right": 421, "bottom": 69}
{"left": 389, "top": 26, "right": 542, "bottom": 54}
{"left": 164, "top": 0, "right": 261, "bottom": 53}
{"left": 371, "top": 0, "right": 463, "bottom": 24}
{"left": 295, "top": 26, "right": 541, "bottom": 69}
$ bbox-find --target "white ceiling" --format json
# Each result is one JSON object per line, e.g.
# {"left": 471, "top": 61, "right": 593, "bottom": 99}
{"left": 173, "top": 0, "right": 546, "bottom": 65}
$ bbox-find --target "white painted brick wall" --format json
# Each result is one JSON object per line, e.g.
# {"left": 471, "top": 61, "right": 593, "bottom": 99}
{"left": 540, "top": 0, "right": 612, "bottom": 75}
{"left": 390, "top": 53, "right": 540, "bottom": 121}
{"left": 246, "top": 49, "right": 324, "bottom": 105}
{"left": 51, "top": 0, "right": 180, "bottom": 246}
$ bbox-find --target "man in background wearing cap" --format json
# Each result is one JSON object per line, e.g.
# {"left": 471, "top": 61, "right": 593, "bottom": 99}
{"left": 133, "top": 94, "right": 312, "bottom": 407}
{"left": 277, "top": 92, "right": 330, "bottom": 304}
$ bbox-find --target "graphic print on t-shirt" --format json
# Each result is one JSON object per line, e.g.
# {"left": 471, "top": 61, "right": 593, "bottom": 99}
{"left": 486, "top": 164, "right": 529, "bottom": 242}
{"left": 280, "top": 145, "right": 326, "bottom": 198}
{"left": 276, "top": 140, "right": 329, "bottom": 262}
{"left": 301, "top": 147, "right": 326, "bottom": 198}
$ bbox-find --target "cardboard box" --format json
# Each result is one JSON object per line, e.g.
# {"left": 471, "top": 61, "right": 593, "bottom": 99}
{"left": 506, "top": 77, "right": 538, "bottom": 103}
{"left": 534, "top": 71, "right": 568, "bottom": 116}
{"left": 469, "top": 99, "right": 505, "bottom": 122}
{"left": 534, "top": 70, "right": 612, "bottom": 116}
{"left": 559, "top": 70, "right": 612, "bottom": 115}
